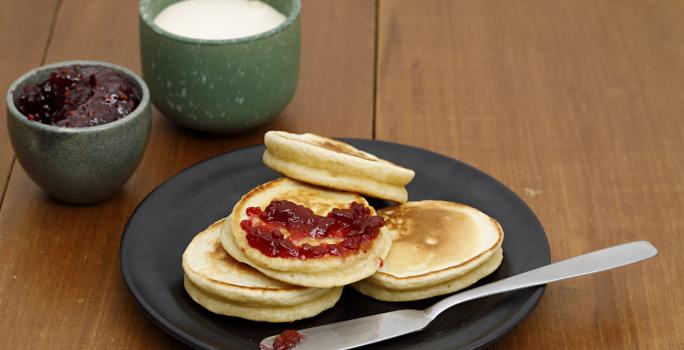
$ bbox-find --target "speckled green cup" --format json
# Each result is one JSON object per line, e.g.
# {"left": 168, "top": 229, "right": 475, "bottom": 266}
{"left": 6, "top": 61, "right": 152, "bottom": 205}
{"left": 139, "top": 0, "right": 301, "bottom": 132}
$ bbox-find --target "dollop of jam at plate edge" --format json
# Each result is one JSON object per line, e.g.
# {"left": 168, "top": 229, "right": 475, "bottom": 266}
{"left": 269, "top": 329, "right": 303, "bottom": 350}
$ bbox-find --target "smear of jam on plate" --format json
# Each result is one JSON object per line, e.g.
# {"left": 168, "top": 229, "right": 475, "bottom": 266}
{"left": 241, "top": 200, "right": 385, "bottom": 259}
{"left": 272, "top": 330, "right": 303, "bottom": 350}
{"left": 16, "top": 65, "right": 141, "bottom": 127}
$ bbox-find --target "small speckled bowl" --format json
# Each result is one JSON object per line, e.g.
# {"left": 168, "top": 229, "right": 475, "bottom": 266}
{"left": 139, "top": 0, "right": 301, "bottom": 132}
{"left": 6, "top": 60, "right": 152, "bottom": 205}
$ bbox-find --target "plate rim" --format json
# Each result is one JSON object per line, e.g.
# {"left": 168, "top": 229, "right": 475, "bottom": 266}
{"left": 119, "top": 138, "right": 550, "bottom": 350}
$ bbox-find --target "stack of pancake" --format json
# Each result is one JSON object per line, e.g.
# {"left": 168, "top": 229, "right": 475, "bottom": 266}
{"left": 352, "top": 201, "right": 504, "bottom": 301}
{"left": 182, "top": 220, "right": 343, "bottom": 322}
{"left": 182, "top": 130, "right": 504, "bottom": 323}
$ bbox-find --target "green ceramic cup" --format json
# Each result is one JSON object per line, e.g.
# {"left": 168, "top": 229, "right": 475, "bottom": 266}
{"left": 6, "top": 61, "right": 152, "bottom": 205}
{"left": 139, "top": 0, "right": 301, "bottom": 132}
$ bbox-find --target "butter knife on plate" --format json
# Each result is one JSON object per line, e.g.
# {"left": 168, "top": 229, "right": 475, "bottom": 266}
{"left": 260, "top": 240, "right": 657, "bottom": 350}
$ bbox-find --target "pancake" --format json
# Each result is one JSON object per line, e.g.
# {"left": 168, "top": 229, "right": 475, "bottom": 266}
{"left": 184, "top": 277, "right": 343, "bottom": 323}
{"left": 225, "top": 178, "right": 392, "bottom": 288}
{"left": 222, "top": 216, "right": 392, "bottom": 288}
{"left": 182, "top": 219, "right": 342, "bottom": 322}
{"left": 352, "top": 200, "right": 504, "bottom": 301}
{"left": 262, "top": 131, "right": 415, "bottom": 203}
{"left": 353, "top": 248, "right": 503, "bottom": 302}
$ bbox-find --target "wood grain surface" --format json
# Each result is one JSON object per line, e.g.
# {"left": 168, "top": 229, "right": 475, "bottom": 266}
{"left": 0, "top": 0, "right": 60, "bottom": 202}
{"left": 377, "top": 0, "right": 683, "bottom": 348}
{"left": 2, "top": 0, "right": 683, "bottom": 348}
{"left": 0, "top": 0, "right": 375, "bottom": 348}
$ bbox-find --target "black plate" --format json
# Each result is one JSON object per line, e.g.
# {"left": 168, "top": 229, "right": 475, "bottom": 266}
{"left": 120, "top": 139, "right": 550, "bottom": 350}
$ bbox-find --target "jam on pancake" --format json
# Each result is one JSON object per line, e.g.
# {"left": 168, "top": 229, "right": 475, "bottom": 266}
{"left": 241, "top": 200, "right": 384, "bottom": 259}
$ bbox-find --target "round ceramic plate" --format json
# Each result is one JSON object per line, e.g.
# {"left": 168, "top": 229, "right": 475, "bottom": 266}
{"left": 120, "top": 139, "right": 550, "bottom": 350}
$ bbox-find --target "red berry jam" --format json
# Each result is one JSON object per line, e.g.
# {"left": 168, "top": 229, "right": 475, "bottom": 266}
{"left": 241, "top": 200, "right": 385, "bottom": 259}
{"left": 272, "top": 330, "right": 303, "bottom": 350}
{"left": 16, "top": 65, "right": 141, "bottom": 127}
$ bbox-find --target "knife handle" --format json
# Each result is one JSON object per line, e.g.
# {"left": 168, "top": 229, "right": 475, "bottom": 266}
{"left": 424, "top": 241, "right": 657, "bottom": 320}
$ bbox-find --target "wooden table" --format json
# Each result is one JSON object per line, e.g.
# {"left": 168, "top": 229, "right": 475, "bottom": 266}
{"left": 1, "top": 0, "right": 682, "bottom": 348}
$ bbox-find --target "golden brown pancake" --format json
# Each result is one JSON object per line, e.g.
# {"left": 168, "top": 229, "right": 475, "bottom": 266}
{"left": 224, "top": 178, "right": 392, "bottom": 288}
{"left": 263, "top": 131, "right": 415, "bottom": 203}
{"left": 182, "top": 219, "right": 342, "bottom": 322}
{"left": 352, "top": 200, "right": 504, "bottom": 301}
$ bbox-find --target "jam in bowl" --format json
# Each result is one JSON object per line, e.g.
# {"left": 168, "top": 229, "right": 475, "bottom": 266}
{"left": 6, "top": 60, "right": 152, "bottom": 204}
{"left": 16, "top": 65, "right": 142, "bottom": 128}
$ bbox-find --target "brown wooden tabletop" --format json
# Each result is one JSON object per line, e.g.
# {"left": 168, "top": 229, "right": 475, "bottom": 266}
{"left": 1, "top": 0, "right": 682, "bottom": 348}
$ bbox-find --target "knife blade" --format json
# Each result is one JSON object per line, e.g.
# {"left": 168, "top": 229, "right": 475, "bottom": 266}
{"left": 260, "top": 309, "right": 430, "bottom": 350}
{"left": 260, "top": 240, "right": 657, "bottom": 350}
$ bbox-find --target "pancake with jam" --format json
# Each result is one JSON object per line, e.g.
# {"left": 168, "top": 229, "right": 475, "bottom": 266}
{"left": 182, "top": 219, "right": 342, "bottom": 322}
{"left": 352, "top": 200, "right": 503, "bottom": 301}
{"left": 262, "top": 131, "right": 415, "bottom": 203}
{"left": 223, "top": 178, "right": 393, "bottom": 288}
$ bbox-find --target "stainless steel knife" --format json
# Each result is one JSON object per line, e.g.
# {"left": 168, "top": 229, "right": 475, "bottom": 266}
{"left": 260, "top": 241, "right": 657, "bottom": 350}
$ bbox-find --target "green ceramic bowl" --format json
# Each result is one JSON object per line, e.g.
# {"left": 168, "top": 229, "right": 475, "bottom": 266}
{"left": 6, "top": 60, "right": 152, "bottom": 205}
{"left": 139, "top": 0, "right": 301, "bottom": 132}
